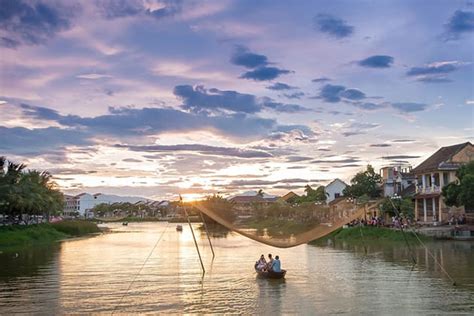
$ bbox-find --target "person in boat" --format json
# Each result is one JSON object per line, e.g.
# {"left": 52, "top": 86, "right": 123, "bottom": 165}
{"left": 272, "top": 255, "right": 281, "bottom": 273}
{"left": 255, "top": 254, "right": 267, "bottom": 271}
{"left": 266, "top": 254, "right": 274, "bottom": 271}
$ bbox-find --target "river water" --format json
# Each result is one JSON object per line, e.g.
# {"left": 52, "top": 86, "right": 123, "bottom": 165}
{"left": 0, "top": 222, "right": 473, "bottom": 314}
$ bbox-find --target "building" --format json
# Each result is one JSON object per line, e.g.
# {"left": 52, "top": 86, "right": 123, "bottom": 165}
{"left": 325, "top": 179, "right": 347, "bottom": 203}
{"left": 63, "top": 193, "right": 148, "bottom": 217}
{"left": 380, "top": 164, "right": 415, "bottom": 197}
{"left": 413, "top": 142, "right": 474, "bottom": 224}
{"left": 278, "top": 191, "right": 300, "bottom": 204}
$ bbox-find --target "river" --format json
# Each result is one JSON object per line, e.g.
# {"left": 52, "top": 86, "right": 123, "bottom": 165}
{"left": 0, "top": 222, "right": 473, "bottom": 314}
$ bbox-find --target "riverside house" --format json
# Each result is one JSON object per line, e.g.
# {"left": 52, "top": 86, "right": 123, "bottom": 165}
{"left": 413, "top": 142, "right": 474, "bottom": 224}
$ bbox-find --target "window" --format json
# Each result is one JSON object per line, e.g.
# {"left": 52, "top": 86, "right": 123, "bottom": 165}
{"left": 335, "top": 193, "right": 340, "bottom": 198}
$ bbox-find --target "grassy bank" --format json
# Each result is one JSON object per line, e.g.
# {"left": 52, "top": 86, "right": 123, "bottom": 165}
{"left": 310, "top": 226, "right": 430, "bottom": 245}
{"left": 0, "top": 220, "right": 100, "bottom": 250}
{"left": 244, "top": 217, "right": 317, "bottom": 236}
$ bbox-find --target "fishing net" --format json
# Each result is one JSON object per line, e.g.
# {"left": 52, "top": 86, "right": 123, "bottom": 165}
{"left": 189, "top": 197, "right": 382, "bottom": 248}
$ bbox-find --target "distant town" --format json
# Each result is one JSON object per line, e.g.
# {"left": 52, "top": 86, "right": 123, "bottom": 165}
{"left": 57, "top": 141, "right": 473, "bottom": 233}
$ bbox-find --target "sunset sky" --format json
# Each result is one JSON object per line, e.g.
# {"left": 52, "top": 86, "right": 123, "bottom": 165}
{"left": 1, "top": 0, "right": 473, "bottom": 200}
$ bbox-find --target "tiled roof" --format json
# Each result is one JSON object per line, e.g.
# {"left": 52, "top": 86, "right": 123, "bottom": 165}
{"left": 230, "top": 195, "right": 267, "bottom": 203}
{"left": 413, "top": 142, "right": 472, "bottom": 174}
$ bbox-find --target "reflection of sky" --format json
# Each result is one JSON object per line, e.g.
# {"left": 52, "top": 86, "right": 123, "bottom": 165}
{"left": 1, "top": 223, "right": 473, "bottom": 313}
{"left": 1, "top": 0, "right": 473, "bottom": 200}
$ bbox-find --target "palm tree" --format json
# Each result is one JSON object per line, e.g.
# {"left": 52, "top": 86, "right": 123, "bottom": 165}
{"left": 256, "top": 189, "right": 264, "bottom": 197}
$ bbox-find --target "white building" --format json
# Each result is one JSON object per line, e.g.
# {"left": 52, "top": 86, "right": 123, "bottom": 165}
{"left": 325, "top": 179, "right": 347, "bottom": 203}
{"left": 63, "top": 193, "right": 148, "bottom": 217}
{"left": 380, "top": 165, "right": 415, "bottom": 197}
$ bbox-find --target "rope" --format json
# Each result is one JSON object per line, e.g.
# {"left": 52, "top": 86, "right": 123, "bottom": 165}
{"left": 388, "top": 198, "right": 417, "bottom": 265}
{"left": 112, "top": 222, "right": 170, "bottom": 315}
{"left": 388, "top": 198, "right": 457, "bottom": 286}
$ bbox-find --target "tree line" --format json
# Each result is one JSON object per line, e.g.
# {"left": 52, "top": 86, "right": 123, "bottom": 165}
{"left": 0, "top": 157, "right": 63, "bottom": 223}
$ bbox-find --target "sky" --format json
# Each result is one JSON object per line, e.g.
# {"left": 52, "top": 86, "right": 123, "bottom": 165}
{"left": 0, "top": 0, "right": 473, "bottom": 200}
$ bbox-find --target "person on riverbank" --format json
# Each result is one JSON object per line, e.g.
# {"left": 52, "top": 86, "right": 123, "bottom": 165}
{"left": 256, "top": 254, "right": 267, "bottom": 271}
{"left": 272, "top": 255, "right": 281, "bottom": 273}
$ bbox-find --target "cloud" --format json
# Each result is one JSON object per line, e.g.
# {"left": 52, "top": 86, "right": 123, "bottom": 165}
{"left": 358, "top": 55, "right": 394, "bottom": 68}
{"left": 116, "top": 144, "right": 273, "bottom": 159}
{"left": 406, "top": 61, "right": 464, "bottom": 82}
{"left": 240, "top": 66, "right": 291, "bottom": 81}
{"left": 261, "top": 100, "right": 310, "bottom": 113}
{"left": 340, "top": 89, "right": 366, "bottom": 100}
{"left": 266, "top": 82, "right": 296, "bottom": 90}
{"left": 316, "top": 84, "right": 366, "bottom": 103}
{"left": 444, "top": 10, "right": 474, "bottom": 40}
{"left": 76, "top": 73, "right": 112, "bottom": 80}
{"left": 122, "top": 158, "right": 142, "bottom": 163}
{"left": 312, "top": 158, "right": 361, "bottom": 164}
{"left": 230, "top": 45, "right": 268, "bottom": 68}
{"left": 370, "top": 143, "right": 391, "bottom": 147}
{"left": 351, "top": 102, "right": 383, "bottom": 111}
{"left": 312, "top": 77, "right": 331, "bottom": 83}
{"left": 0, "top": 126, "right": 90, "bottom": 155}
{"left": 285, "top": 156, "right": 313, "bottom": 162}
{"left": 229, "top": 178, "right": 321, "bottom": 186}
{"left": 381, "top": 155, "right": 420, "bottom": 160}
{"left": 97, "top": 0, "right": 182, "bottom": 20}
{"left": 17, "top": 103, "right": 312, "bottom": 141}
{"left": 174, "top": 84, "right": 261, "bottom": 113}
{"left": 0, "top": 0, "right": 75, "bottom": 47}
{"left": 391, "top": 102, "right": 429, "bottom": 113}
{"left": 314, "top": 14, "right": 354, "bottom": 38}
{"left": 282, "top": 92, "right": 305, "bottom": 100}
{"left": 174, "top": 85, "right": 309, "bottom": 114}
{"left": 391, "top": 139, "right": 416, "bottom": 143}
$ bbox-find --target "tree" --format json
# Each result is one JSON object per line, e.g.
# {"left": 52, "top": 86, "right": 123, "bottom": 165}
{"left": 343, "top": 165, "right": 382, "bottom": 199}
{"left": 442, "top": 161, "right": 474, "bottom": 211}
{"left": 296, "top": 185, "right": 327, "bottom": 203}
{"left": 0, "top": 157, "right": 63, "bottom": 222}
{"left": 380, "top": 197, "right": 414, "bottom": 218}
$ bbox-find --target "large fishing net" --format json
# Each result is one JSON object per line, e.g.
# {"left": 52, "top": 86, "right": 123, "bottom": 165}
{"left": 188, "top": 196, "right": 382, "bottom": 248}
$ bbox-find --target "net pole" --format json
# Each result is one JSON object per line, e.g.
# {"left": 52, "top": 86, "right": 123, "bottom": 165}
{"left": 199, "top": 211, "right": 215, "bottom": 258}
{"left": 185, "top": 206, "right": 205, "bottom": 274}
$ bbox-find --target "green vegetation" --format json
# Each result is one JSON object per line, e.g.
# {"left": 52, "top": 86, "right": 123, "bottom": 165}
{"left": 310, "top": 226, "right": 429, "bottom": 245}
{"left": 0, "top": 220, "right": 100, "bottom": 250}
{"left": 379, "top": 197, "right": 414, "bottom": 218}
{"left": 442, "top": 161, "right": 474, "bottom": 211}
{"left": 0, "top": 157, "right": 64, "bottom": 221}
{"left": 295, "top": 185, "right": 327, "bottom": 204}
{"left": 343, "top": 165, "right": 382, "bottom": 199}
{"left": 244, "top": 217, "right": 318, "bottom": 236}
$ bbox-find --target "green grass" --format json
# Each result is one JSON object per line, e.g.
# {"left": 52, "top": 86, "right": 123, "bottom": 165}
{"left": 244, "top": 217, "right": 317, "bottom": 236}
{"left": 0, "top": 220, "right": 100, "bottom": 250}
{"left": 309, "top": 226, "right": 430, "bottom": 245}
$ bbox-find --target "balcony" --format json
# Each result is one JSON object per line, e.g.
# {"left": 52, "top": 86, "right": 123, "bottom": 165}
{"left": 415, "top": 185, "right": 441, "bottom": 195}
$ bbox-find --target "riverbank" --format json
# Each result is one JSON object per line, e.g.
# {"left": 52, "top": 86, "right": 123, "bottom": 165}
{"left": 244, "top": 217, "right": 316, "bottom": 236}
{"left": 0, "top": 221, "right": 101, "bottom": 251}
{"left": 310, "top": 226, "right": 431, "bottom": 245}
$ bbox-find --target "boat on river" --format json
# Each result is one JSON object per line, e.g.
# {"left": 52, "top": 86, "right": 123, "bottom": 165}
{"left": 122, "top": 222, "right": 128, "bottom": 226}
{"left": 176, "top": 224, "right": 183, "bottom": 231}
{"left": 254, "top": 263, "right": 286, "bottom": 279}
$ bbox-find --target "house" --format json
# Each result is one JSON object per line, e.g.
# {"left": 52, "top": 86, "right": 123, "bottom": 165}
{"left": 325, "top": 179, "right": 347, "bottom": 203}
{"left": 278, "top": 191, "right": 300, "bottom": 204}
{"left": 413, "top": 142, "right": 474, "bottom": 224}
{"left": 229, "top": 195, "right": 270, "bottom": 214}
{"left": 380, "top": 165, "right": 415, "bottom": 197}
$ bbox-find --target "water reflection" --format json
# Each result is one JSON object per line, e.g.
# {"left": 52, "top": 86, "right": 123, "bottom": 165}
{"left": 0, "top": 222, "right": 473, "bottom": 314}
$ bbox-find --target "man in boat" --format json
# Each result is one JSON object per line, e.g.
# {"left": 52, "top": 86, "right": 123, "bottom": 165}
{"left": 266, "top": 254, "right": 274, "bottom": 271}
{"left": 272, "top": 255, "right": 281, "bottom": 273}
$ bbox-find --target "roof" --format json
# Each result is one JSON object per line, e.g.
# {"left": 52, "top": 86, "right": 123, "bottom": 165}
{"left": 413, "top": 142, "right": 473, "bottom": 174}
{"left": 326, "top": 178, "right": 348, "bottom": 188}
{"left": 280, "top": 191, "right": 299, "bottom": 201}
{"left": 230, "top": 195, "right": 267, "bottom": 203}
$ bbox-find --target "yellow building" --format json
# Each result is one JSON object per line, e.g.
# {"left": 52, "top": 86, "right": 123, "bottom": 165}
{"left": 413, "top": 142, "right": 473, "bottom": 224}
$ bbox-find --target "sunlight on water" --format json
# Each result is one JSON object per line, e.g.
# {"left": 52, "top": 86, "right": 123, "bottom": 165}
{"left": 0, "top": 222, "right": 473, "bottom": 314}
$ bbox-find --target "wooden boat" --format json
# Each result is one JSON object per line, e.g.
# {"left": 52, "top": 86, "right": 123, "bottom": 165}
{"left": 176, "top": 224, "right": 183, "bottom": 231}
{"left": 254, "top": 263, "right": 286, "bottom": 279}
{"left": 122, "top": 222, "right": 128, "bottom": 226}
